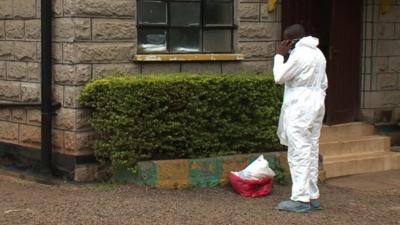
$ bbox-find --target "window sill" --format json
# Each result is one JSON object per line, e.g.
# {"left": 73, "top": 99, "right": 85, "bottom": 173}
{"left": 134, "top": 54, "right": 244, "bottom": 62}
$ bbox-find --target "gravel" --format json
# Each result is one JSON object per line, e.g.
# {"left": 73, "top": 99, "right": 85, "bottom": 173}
{"left": 0, "top": 175, "right": 399, "bottom": 225}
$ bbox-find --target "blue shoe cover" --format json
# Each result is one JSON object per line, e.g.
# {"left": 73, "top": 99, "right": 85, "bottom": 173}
{"left": 275, "top": 200, "right": 312, "bottom": 213}
{"left": 310, "top": 199, "right": 323, "bottom": 210}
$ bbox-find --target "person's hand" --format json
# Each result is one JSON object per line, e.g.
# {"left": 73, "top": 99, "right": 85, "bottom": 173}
{"left": 277, "top": 40, "right": 291, "bottom": 56}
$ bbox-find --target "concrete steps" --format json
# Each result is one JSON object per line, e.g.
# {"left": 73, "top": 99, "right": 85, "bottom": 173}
{"left": 320, "top": 122, "right": 400, "bottom": 178}
{"left": 320, "top": 135, "right": 390, "bottom": 157}
{"left": 320, "top": 122, "right": 375, "bottom": 142}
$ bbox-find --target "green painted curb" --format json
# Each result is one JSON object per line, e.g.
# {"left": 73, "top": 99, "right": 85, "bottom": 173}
{"left": 113, "top": 152, "right": 287, "bottom": 188}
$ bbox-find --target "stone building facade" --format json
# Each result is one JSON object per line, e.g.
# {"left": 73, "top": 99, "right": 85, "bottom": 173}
{"left": 0, "top": 0, "right": 399, "bottom": 179}
{"left": 361, "top": 0, "right": 400, "bottom": 124}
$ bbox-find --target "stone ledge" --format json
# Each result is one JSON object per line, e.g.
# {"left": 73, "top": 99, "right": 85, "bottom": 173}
{"left": 112, "top": 152, "right": 289, "bottom": 188}
{"left": 134, "top": 54, "right": 245, "bottom": 62}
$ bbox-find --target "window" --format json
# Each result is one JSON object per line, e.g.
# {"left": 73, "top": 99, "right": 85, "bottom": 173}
{"left": 137, "top": 0, "right": 236, "bottom": 54}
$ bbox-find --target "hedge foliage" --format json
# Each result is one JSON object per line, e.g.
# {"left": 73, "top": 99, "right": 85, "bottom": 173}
{"left": 80, "top": 74, "right": 283, "bottom": 169}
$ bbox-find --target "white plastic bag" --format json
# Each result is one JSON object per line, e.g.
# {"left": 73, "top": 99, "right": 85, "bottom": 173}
{"left": 232, "top": 155, "right": 275, "bottom": 180}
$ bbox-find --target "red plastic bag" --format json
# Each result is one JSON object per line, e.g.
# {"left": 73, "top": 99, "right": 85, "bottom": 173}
{"left": 229, "top": 172, "right": 273, "bottom": 198}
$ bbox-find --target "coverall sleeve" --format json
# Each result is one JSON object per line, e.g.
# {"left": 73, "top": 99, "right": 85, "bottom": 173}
{"left": 321, "top": 72, "right": 328, "bottom": 91}
{"left": 273, "top": 54, "right": 301, "bottom": 84}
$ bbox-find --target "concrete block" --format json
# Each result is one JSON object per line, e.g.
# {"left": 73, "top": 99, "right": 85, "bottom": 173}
{"left": 7, "top": 61, "right": 28, "bottom": 80}
{"left": 54, "top": 108, "right": 77, "bottom": 130}
{"left": 377, "top": 40, "right": 400, "bottom": 56}
{"left": 63, "top": 43, "right": 135, "bottom": 63}
{"left": 52, "top": 129, "right": 64, "bottom": 150}
{"left": 93, "top": 63, "right": 139, "bottom": 79}
{"left": 5, "top": 20, "right": 24, "bottom": 39}
{"left": 0, "top": 121, "right": 19, "bottom": 143}
{"left": 75, "top": 109, "right": 91, "bottom": 130}
{"left": 239, "top": 22, "right": 280, "bottom": 41}
{"left": 396, "top": 24, "right": 400, "bottom": 39}
{"left": 25, "top": 19, "right": 41, "bottom": 40}
{"left": 383, "top": 91, "right": 400, "bottom": 106}
{"left": 54, "top": 64, "right": 91, "bottom": 85}
{"left": 64, "top": 131, "right": 76, "bottom": 152}
{"left": 27, "top": 109, "right": 41, "bottom": 125}
{"left": 21, "top": 82, "right": 40, "bottom": 102}
{"left": 238, "top": 41, "right": 275, "bottom": 59}
{"left": 0, "top": 80, "right": 20, "bottom": 101}
{"left": 0, "top": 0, "right": 12, "bottom": 18}
{"left": 377, "top": 23, "right": 395, "bottom": 39}
{"left": 65, "top": 131, "right": 97, "bottom": 155}
{"left": 52, "top": 0, "right": 64, "bottom": 17}
{"left": 92, "top": 19, "right": 136, "bottom": 40}
{"left": 156, "top": 160, "right": 189, "bottom": 188}
{"left": 181, "top": 62, "right": 221, "bottom": 74}
{"left": 260, "top": 2, "right": 277, "bottom": 22}
{"left": 64, "top": 0, "right": 135, "bottom": 17}
{"left": 389, "top": 56, "right": 400, "bottom": 73}
{"left": 379, "top": 5, "right": 400, "bottom": 22}
{"left": 239, "top": 3, "right": 259, "bottom": 21}
{"left": 53, "top": 18, "right": 91, "bottom": 42}
{"left": 13, "top": 0, "right": 36, "bottom": 18}
{"left": 141, "top": 63, "right": 180, "bottom": 74}
{"left": 0, "top": 21, "right": 4, "bottom": 39}
{"left": 188, "top": 159, "right": 222, "bottom": 187}
{"left": 75, "top": 131, "right": 95, "bottom": 154}
{"left": 0, "top": 108, "right": 11, "bottom": 121}
{"left": 0, "top": 41, "right": 14, "bottom": 60}
{"left": 222, "top": 60, "right": 273, "bottom": 74}
{"left": 11, "top": 109, "right": 26, "bottom": 123}
{"left": 27, "top": 62, "right": 40, "bottom": 82}
{"left": 53, "top": 43, "right": 63, "bottom": 63}
{"left": 0, "top": 61, "right": 6, "bottom": 78}
{"left": 14, "top": 41, "right": 37, "bottom": 61}
{"left": 373, "top": 57, "right": 389, "bottom": 73}
{"left": 377, "top": 73, "right": 398, "bottom": 90}
{"left": 19, "top": 124, "right": 41, "bottom": 147}
{"left": 363, "top": 91, "right": 384, "bottom": 108}
{"left": 64, "top": 85, "right": 84, "bottom": 108}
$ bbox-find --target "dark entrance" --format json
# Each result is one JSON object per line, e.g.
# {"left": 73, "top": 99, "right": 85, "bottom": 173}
{"left": 282, "top": 0, "right": 362, "bottom": 125}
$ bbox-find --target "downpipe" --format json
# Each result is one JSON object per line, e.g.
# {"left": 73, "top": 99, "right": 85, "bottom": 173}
{"left": 40, "top": 0, "right": 53, "bottom": 174}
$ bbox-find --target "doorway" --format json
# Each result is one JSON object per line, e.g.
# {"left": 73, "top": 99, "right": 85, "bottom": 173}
{"left": 282, "top": 0, "right": 362, "bottom": 125}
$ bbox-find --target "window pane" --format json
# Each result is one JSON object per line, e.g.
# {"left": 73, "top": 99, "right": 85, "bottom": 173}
{"left": 203, "top": 29, "right": 232, "bottom": 52}
{"left": 205, "top": 3, "right": 232, "bottom": 25}
{"left": 138, "top": 1, "right": 167, "bottom": 24}
{"left": 170, "top": 2, "right": 200, "bottom": 26}
{"left": 138, "top": 29, "right": 167, "bottom": 53}
{"left": 169, "top": 29, "right": 200, "bottom": 53}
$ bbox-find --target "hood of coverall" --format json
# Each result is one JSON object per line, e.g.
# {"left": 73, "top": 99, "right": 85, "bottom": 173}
{"left": 295, "top": 36, "right": 319, "bottom": 49}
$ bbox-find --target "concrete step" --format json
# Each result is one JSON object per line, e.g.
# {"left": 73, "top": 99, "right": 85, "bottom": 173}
{"left": 323, "top": 152, "right": 400, "bottom": 178}
{"left": 320, "top": 135, "right": 391, "bottom": 158}
{"left": 320, "top": 122, "right": 375, "bottom": 142}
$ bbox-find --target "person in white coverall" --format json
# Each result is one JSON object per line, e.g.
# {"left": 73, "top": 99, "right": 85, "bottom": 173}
{"left": 273, "top": 24, "right": 328, "bottom": 213}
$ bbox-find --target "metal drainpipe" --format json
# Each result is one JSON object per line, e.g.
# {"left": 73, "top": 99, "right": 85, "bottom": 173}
{"left": 40, "top": 0, "right": 53, "bottom": 174}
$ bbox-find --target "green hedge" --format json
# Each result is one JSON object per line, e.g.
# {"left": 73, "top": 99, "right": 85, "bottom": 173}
{"left": 80, "top": 74, "right": 283, "bottom": 170}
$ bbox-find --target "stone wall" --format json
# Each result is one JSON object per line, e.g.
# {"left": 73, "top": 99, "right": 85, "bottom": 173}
{"left": 0, "top": 0, "right": 95, "bottom": 156}
{"left": 0, "top": 0, "right": 44, "bottom": 150}
{"left": 361, "top": 0, "right": 400, "bottom": 124}
{"left": 0, "top": 0, "right": 281, "bottom": 158}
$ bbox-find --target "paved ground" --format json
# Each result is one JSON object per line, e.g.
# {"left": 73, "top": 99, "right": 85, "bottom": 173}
{"left": 0, "top": 170, "right": 399, "bottom": 225}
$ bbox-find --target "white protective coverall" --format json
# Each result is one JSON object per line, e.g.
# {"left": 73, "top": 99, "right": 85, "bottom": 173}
{"left": 273, "top": 36, "right": 328, "bottom": 202}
